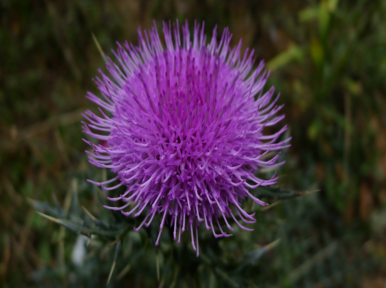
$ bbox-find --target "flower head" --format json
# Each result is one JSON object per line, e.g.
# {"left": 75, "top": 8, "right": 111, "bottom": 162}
{"left": 83, "top": 20, "right": 290, "bottom": 256}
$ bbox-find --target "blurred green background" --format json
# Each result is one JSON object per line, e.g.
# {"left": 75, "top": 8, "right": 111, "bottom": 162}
{"left": 1, "top": 0, "right": 386, "bottom": 287}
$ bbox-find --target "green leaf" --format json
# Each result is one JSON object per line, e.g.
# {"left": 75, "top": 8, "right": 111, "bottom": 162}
{"left": 29, "top": 198, "right": 66, "bottom": 218}
{"left": 298, "top": 7, "right": 319, "bottom": 22}
{"left": 266, "top": 44, "right": 303, "bottom": 71}
{"left": 319, "top": 2, "right": 330, "bottom": 39}
{"left": 36, "top": 212, "right": 129, "bottom": 239}
{"left": 237, "top": 239, "right": 281, "bottom": 271}
{"left": 254, "top": 187, "right": 319, "bottom": 200}
{"left": 107, "top": 241, "right": 121, "bottom": 285}
{"left": 310, "top": 37, "right": 324, "bottom": 68}
{"left": 326, "top": 0, "right": 339, "bottom": 12}
{"left": 215, "top": 267, "right": 239, "bottom": 288}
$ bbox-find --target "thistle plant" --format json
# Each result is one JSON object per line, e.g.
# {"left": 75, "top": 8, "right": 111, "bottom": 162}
{"left": 82, "top": 20, "right": 290, "bottom": 256}
{"left": 30, "top": 19, "right": 342, "bottom": 288}
{"left": 20, "top": 1, "right": 384, "bottom": 285}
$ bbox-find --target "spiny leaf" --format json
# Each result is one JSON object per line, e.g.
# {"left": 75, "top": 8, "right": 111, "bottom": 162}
{"left": 260, "top": 201, "right": 280, "bottom": 212}
{"left": 255, "top": 187, "right": 320, "bottom": 200}
{"left": 237, "top": 239, "right": 281, "bottom": 272}
{"left": 82, "top": 206, "right": 97, "bottom": 220}
{"left": 107, "top": 241, "right": 121, "bottom": 285}
{"left": 215, "top": 267, "right": 239, "bottom": 288}
{"left": 106, "top": 225, "right": 131, "bottom": 247}
{"left": 29, "top": 198, "right": 66, "bottom": 218}
{"left": 92, "top": 185, "right": 127, "bottom": 222}
{"left": 36, "top": 212, "right": 129, "bottom": 239}
{"left": 92, "top": 33, "right": 107, "bottom": 62}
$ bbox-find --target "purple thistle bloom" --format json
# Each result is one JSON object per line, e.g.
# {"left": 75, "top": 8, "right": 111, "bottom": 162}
{"left": 83, "top": 20, "right": 290, "bottom": 256}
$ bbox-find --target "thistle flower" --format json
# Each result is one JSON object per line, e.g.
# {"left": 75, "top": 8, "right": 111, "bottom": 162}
{"left": 83, "top": 20, "right": 290, "bottom": 256}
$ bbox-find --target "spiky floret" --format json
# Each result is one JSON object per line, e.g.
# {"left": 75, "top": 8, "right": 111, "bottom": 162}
{"left": 83, "top": 20, "right": 290, "bottom": 256}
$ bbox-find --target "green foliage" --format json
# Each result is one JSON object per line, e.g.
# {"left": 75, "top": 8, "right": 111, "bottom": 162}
{"left": 28, "top": 174, "right": 375, "bottom": 287}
